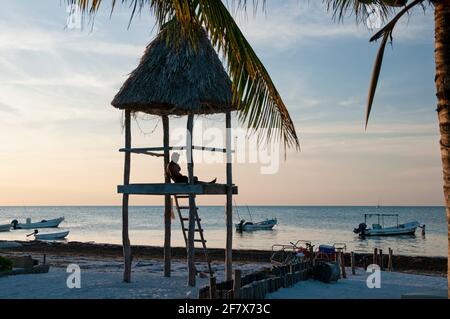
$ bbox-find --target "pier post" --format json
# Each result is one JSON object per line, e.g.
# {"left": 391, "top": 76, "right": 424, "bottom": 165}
{"left": 373, "top": 248, "right": 378, "bottom": 266}
{"left": 163, "top": 115, "right": 171, "bottom": 277}
{"left": 122, "top": 110, "right": 132, "bottom": 283}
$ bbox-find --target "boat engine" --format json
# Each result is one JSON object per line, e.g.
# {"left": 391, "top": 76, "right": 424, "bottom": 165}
{"left": 353, "top": 222, "right": 367, "bottom": 235}
{"left": 11, "top": 220, "right": 18, "bottom": 230}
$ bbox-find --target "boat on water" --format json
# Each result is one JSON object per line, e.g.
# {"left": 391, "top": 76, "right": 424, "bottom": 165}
{"left": 28, "top": 229, "right": 69, "bottom": 240}
{"left": 353, "top": 213, "right": 422, "bottom": 237}
{"left": 11, "top": 217, "right": 64, "bottom": 230}
{"left": 0, "top": 224, "right": 11, "bottom": 232}
{"left": 234, "top": 203, "right": 278, "bottom": 232}
{"left": 235, "top": 218, "right": 278, "bottom": 231}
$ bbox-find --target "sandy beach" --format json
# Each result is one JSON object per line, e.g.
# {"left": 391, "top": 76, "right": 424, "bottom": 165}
{"left": 0, "top": 251, "right": 446, "bottom": 299}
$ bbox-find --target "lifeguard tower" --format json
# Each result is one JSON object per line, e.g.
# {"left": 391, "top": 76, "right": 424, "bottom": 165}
{"left": 111, "top": 22, "right": 237, "bottom": 286}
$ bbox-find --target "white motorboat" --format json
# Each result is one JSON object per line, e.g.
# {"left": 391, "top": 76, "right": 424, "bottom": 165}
{"left": 11, "top": 217, "right": 64, "bottom": 230}
{"left": 235, "top": 218, "right": 278, "bottom": 232}
{"left": 0, "top": 224, "right": 11, "bottom": 232}
{"left": 353, "top": 214, "right": 421, "bottom": 237}
{"left": 28, "top": 229, "right": 69, "bottom": 240}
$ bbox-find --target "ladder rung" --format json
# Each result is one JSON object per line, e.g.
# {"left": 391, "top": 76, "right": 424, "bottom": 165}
{"left": 194, "top": 239, "right": 206, "bottom": 243}
{"left": 183, "top": 229, "right": 203, "bottom": 232}
{"left": 181, "top": 218, "right": 201, "bottom": 221}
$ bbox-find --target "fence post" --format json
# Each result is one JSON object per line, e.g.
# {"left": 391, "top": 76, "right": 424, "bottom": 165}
{"left": 209, "top": 277, "right": 217, "bottom": 299}
{"left": 351, "top": 251, "right": 356, "bottom": 275}
{"left": 340, "top": 252, "right": 347, "bottom": 279}
{"left": 388, "top": 248, "right": 393, "bottom": 272}
{"left": 379, "top": 249, "right": 383, "bottom": 270}
{"left": 233, "top": 269, "right": 241, "bottom": 299}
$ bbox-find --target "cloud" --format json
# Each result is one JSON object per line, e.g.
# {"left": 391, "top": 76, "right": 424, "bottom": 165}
{"left": 339, "top": 96, "right": 362, "bottom": 108}
{"left": 0, "top": 102, "right": 17, "bottom": 114}
{"left": 237, "top": 0, "right": 433, "bottom": 51}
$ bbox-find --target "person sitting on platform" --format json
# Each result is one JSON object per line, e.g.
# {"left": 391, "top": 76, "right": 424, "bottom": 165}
{"left": 166, "top": 152, "right": 217, "bottom": 184}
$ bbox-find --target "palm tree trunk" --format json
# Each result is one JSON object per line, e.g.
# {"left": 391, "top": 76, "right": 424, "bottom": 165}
{"left": 434, "top": 0, "right": 450, "bottom": 299}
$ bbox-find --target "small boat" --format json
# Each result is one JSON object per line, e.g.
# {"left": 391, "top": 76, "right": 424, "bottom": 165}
{"left": 235, "top": 218, "right": 277, "bottom": 232}
{"left": 28, "top": 229, "right": 69, "bottom": 240}
{"left": 11, "top": 217, "right": 64, "bottom": 230}
{"left": 234, "top": 203, "right": 278, "bottom": 232}
{"left": 0, "top": 224, "right": 11, "bottom": 232}
{"left": 353, "top": 213, "right": 421, "bottom": 237}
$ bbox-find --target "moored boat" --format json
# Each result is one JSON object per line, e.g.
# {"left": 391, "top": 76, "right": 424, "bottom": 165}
{"left": 11, "top": 217, "right": 64, "bottom": 230}
{"left": 235, "top": 218, "right": 277, "bottom": 232}
{"left": 0, "top": 224, "right": 11, "bottom": 232}
{"left": 28, "top": 229, "right": 69, "bottom": 240}
{"left": 353, "top": 214, "right": 421, "bottom": 237}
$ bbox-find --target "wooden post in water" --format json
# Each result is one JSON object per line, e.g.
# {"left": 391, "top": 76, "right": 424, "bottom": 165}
{"left": 351, "top": 252, "right": 356, "bottom": 275}
{"left": 373, "top": 248, "right": 378, "bottom": 266}
{"left": 209, "top": 276, "right": 217, "bottom": 299}
{"left": 379, "top": 249, "right": 383, "bottom": 270}
{"left": 225, "top": 108, "right": 233, "bottom": 281}
{"left": 122, "top": 110, "right": 132, "bottom": 283}
{"left": 388, "top": 248, "right": 393, "bottom": 272}
{"left": 186, "top": 114, "right": 196, "bottom": 287}
{"left": 233, "top": 269, "right": 242, "bottom": 299}
{"left": 163, "top": 115, "right": 171, "bottom": 277}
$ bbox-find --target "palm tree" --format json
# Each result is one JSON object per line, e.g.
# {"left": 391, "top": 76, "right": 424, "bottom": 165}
{"left": 69, "top": 0, "right": 300, "bottom": 150}
{"left": 323, "top": 0, "right": 449, "bottom": 298}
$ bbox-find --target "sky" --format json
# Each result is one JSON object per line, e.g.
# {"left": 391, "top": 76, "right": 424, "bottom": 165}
{"left": 0, "top": 0, "right": 442, "bottom": 206}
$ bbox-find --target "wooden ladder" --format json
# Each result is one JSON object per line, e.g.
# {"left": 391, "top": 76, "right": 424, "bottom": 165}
{"left": 173, "top": 195, "right": 213, "bottom": 276}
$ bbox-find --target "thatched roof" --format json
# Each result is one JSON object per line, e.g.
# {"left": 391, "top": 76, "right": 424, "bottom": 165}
{"left": 111, "top": 24, "right": 235, "bottom": 116}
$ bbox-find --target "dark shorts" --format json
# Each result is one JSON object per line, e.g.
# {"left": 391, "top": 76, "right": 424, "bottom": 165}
{"left": 173, "top": 176, "right": 198, "bottom": 183}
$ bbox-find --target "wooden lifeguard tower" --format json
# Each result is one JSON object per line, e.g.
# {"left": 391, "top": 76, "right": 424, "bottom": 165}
{"left": 111, "top": 22, "right": 237, "bottom": 287}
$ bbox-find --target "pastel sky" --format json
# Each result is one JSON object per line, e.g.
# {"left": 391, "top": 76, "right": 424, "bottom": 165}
{"left": 0, "top": 1, "right": 442, "bottom": 206}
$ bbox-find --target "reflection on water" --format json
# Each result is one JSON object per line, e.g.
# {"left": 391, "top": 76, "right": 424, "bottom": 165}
{"left": 0, "top": 206, "right": 446, "bottom": 257}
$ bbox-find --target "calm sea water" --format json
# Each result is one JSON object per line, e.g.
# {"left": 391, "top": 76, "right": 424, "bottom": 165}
{"left": 0, "top": 206, "right": 447, "bottom": 257}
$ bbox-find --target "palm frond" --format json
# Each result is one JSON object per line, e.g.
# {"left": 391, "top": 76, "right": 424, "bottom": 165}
{"left": 323, "top": 0, "right": 395, "bottom": 25}
{"left": 365, "top": 0, "right": 425, "bottom": 128}
{"left": 69, "top": 0, "right": 299, "bottom": 149}
{"left": 195, "top": 0, "right": 299, "bottom": 149}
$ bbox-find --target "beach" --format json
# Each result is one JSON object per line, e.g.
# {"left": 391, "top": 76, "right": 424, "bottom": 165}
{"left": 0, "top": 248, "right": 446, "bottom": 299}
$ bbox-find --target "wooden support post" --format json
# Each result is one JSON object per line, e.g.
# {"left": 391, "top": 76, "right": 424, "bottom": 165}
{"left": 388, "top": 248, "right": 393, "bottom": 272}
{"left": 122, "top": 110, "right": 132, "bottom": 283}
{"left": 187, "top": 114, "right": 196, "bottom": 287}
{"left": 233, "top": 269, "right": 241, "bottom": 299}
{"left": 225, "top": 109, "right": 233, "bottom": 281}
{"left": 373, "top": 248, "right": 378, "bottom": 266}
{"left": 209, "top": 276, "right": 217, "bottom": 299}
{"left": 163, "top": 115, "right": 171, "bottom": 277}
{"left": 379, "top": 249, "right": 383, "bottom": 270}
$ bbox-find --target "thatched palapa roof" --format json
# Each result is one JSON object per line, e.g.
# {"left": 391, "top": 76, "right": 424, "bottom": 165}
{"left": 111, "top": 24, "right": 235, "bottom": 116}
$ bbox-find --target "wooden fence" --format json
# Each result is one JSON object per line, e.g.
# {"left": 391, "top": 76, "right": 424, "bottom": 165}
{"left": 198, "top": 261, "right": 311, "bottom": 299}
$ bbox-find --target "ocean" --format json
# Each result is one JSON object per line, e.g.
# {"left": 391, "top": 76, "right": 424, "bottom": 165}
{"left": 0, "top": 206, "right": 447, "bottom": 257}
